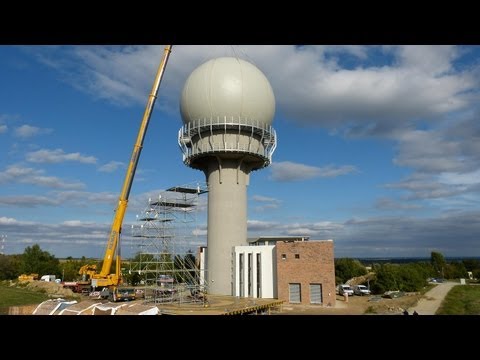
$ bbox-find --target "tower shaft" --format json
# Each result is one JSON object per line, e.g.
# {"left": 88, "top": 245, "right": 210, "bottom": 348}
{"left": 205, "top": 158, "right": 250, "bottom": 295}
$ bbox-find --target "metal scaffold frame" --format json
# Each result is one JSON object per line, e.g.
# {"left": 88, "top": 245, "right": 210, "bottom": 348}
{"left": 130, "top": 181, "right": 208, "bottom": 305}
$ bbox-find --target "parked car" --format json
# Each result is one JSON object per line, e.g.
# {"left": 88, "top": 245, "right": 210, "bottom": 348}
{"left": 338, "top": 284, "right": 354, "bottom": 297}
{"left": 353, "top": 285, "right": 371, "bottom": 296}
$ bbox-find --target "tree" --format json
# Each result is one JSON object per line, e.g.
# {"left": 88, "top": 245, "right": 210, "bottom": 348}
{"left": 0, "top": 254, "right": 22, "bottom": 280}
{"left": 462, "top": 259, "right": 480, "bottom": 272}
{"left": 371, "top": 263, "right": 428, "bottom": 294}
{"left": 446, "top": 261, "right": 468, "bottom": 279}
{"left": 431, "top": 251, "right": 447, "bottom": 278}
{"left": 335, "top": 258, "right": 367, "bottom": 284}
{"left": 20, "top": 244, "right": 60, "bottom": 277}
{"left": 371, "top": 264, "right": 399, "bottom": 294}
{"left": 61, "top": 257, "right": 90, "bottom": 282}
{"left": 123, "top": 271, "right": 142, "bottom": 286}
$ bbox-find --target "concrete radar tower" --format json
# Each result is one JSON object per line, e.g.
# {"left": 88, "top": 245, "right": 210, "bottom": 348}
{"left": 178, "top": 57, "right": 277, "bottom": 295}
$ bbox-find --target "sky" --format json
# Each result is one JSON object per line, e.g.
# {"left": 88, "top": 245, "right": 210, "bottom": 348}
{"left": 1, "top": 45, "right": 480, "bottom": 259}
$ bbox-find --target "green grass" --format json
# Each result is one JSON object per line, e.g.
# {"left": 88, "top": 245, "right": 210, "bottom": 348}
{"left": 436, "top": 285, "right": 480, "bottom": 315}
{"left": 0, "top": 284, "right": 50, "bottom": 313}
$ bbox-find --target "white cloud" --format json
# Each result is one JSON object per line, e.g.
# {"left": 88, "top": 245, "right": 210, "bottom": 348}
{"left": 54, "top": 190, "right": 117, "bottom": 205}
{"left": 28, "top": 45, "right": 476, "bottom": 127}
{"left": 375, "top": 197, "right": 423, "bottom": 210}
{"left": 395, "top": 45, "right": 459, "bottom": 76}
{"left": 387, "top": 114, "right": 480, "bottom": 202}
{"left": 252, "top": 195, "right": 280, "bottom": 203}
{"left": 98, "top": 161, "right": 124, "bottom": 173}
{"left": 26, "top": 148, "right": 97, "bottom": 164}
{"left": 62, "top": 220, "right": 86, "bottom": 226}
{"left": 0, "top": 195, "right": 60, "bottom": 207}
{"left": 0, "top": 124, "right": 7, "bottom": 133}
{"left": 247, "top": 220, "right": 278, "bottom": 231}
{"left": 14, "top": 124, "right": 52, "bottom": 138}
{"left": 385, "top": 174, "right": 467, "bottom": 201}
{"left": 284, "top": 227, "right": 319, "bottom": 236}
{"left": 270, "top": 161, "right": 357, "bottom": 182}
{"left": 23, "top": 45, "right": 480, "bottom": 208}
{"left": 2, "top": 209, "right": 480, "bottom": 258}
{"left": 0, "top": 190, "right": 117, "bottom": 208}
{"left": 252, "top": 194, "right": 282, "bottom": 212}
{"left": 192, "top": 228, "right": 207, "bottom": 236}
{"left": 0, "top": 165, "right": 85, "bottom": 190}
{"left": 0, "top": 217, "right": 18, "bottom": 225}
{"left": 438, "top": 170, "right": 480, "bottom": 185}
{"left": 393, "top": 129, "right": 465, "bottom": 173}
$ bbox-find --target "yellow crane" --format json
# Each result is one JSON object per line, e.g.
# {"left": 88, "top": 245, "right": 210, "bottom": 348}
{"left": 79, "top": 45, "right": 173, "bottom": 296}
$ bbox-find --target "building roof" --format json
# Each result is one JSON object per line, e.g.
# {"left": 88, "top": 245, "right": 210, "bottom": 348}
{"left": 247, "top": 236, "right": 310, "bottom": 244}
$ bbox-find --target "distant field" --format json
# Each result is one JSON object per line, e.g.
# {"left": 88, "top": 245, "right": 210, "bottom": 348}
{"left": 436, "top": 285, "right": 480, "bottom": 315}
{"left": 0, "top": 284, "right": 50, "bottom": 313}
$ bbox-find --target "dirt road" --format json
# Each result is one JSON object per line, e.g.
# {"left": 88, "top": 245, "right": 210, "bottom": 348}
{"left": 278, "top": 293, "right": 422, "bottom": 315}
{"left": 408, "top": 282, "right": 456, "bottom": 315}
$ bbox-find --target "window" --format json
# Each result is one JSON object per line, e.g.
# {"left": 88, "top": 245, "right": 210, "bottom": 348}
{"left": 289, "top": 283, "right": 301, "bottom": 303}
{"left": 295, "top": 254, "right": 300, "bottom": 259}
{"left": 248, "top": 253, "right": 253, "bottom": 297}
{"left": 256, "top": 253, "right": 262, "bottom": 298}
{"left": 239, "top": 254, "right": 244, "bottom": 297}
{"left": 281, "top": 254, "right": 286, "bottom": 260}
{"left": 310, "top": 283, "right": 323, "bottom": 304}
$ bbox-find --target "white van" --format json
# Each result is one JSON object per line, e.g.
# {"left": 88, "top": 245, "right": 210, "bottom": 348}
{"left": 338, "top": 284, "right": 354, "bottom": 296}
{"left": 40, "top": 275, "right": 56, "bottom": 282}
{"left": 353, "top": 284, "right": 371, "bottom": 296}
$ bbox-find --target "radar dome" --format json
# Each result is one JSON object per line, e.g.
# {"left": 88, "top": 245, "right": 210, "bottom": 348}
{"left": 180, "top": 57, "right": 275, "bottom": 126}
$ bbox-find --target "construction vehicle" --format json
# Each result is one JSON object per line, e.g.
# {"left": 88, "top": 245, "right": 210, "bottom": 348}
{"left": 63, "top": 281, "right": 91, "bottom": 293}
{"left": 78, "top": 45, "right": 173, "bottom": 301}
{"left": 18, "top": 273, "right": 39, "bottom": 281}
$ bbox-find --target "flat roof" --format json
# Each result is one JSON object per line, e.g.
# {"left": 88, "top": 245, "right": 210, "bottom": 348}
{"left": 247, "top": 236, "right": 310, "bottom": 244}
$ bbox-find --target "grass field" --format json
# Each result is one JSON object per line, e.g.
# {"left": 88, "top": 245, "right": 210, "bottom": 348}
{"left": 436, "top": 285, "right": 480, "bottom": 315}
{"left": 0, "top": 284, "right": 50, "bottom": 314}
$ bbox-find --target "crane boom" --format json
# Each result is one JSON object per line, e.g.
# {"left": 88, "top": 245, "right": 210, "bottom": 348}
{"left": 89, "top": 45, "right": 173, "bottom": 288}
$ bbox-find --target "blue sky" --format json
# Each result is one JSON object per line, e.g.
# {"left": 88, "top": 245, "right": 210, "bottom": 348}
{"left": 1, "top": 45, "right": 480, "bottom": 259}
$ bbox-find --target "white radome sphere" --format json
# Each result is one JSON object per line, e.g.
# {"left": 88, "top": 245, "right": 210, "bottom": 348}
{"left": 180, "top": 57, "right": 275, "bottom": 126}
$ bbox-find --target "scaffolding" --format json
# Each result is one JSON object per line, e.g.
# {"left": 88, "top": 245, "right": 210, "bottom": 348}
{"left": 130, "top": 182, "right": 208, "bottom": 305}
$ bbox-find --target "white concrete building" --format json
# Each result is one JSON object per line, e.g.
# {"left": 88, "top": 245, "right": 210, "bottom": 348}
{"left": 234, "top": 245, "right": 277, "bottom": 299}
{"left": 199, "top": 235, "right": 337, "bottom": 305}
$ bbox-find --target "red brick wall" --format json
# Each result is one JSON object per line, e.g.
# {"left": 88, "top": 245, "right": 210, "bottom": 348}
{"left": 276, "top": 240, "right": 335, "bottom": 306}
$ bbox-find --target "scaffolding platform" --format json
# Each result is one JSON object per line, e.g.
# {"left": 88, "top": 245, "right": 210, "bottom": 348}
{"left": 155, "top": 295, "right": 283, "bottom": 315}
{"left": 130, "top": 181, "right": 208, "bottom": 305}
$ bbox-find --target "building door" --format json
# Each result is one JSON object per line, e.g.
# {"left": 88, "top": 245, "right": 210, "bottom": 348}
{"left": 289, "top": 283, "right": 301, "bottom": 303}
{"left": 310, "top": 283, "right": 322, "bottom": 304}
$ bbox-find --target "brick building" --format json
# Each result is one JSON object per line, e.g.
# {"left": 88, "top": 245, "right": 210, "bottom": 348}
{"left": 230, "top": 236, "right": 335, "bottom": 306}
{"left": 275, "top": 240, "right": 335, "bottom": 306}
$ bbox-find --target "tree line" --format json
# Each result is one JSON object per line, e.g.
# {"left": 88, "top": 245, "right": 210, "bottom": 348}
{"left": 335, "top": 251, "right": 479, "bottom": 294}
{"left": 0, "top": 244, "right": 198, "bottom": 284}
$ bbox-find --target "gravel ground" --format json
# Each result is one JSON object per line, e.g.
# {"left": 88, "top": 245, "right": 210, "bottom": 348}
{"left": 407, "top": 282, "right": 456, "bottom": 315}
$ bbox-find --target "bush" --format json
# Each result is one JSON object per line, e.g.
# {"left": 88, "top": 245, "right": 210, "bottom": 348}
{"left": 371, "top": 263, "right": 429, "bottom": 294}
{"left": 335, "top": 258, "right": 367, "bottom": 284}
